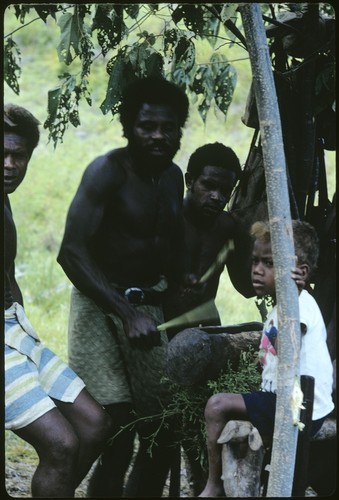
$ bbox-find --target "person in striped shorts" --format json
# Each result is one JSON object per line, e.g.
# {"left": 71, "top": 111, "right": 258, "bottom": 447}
{"left": 4, "top": 104, "right": 113, "bottom": 497}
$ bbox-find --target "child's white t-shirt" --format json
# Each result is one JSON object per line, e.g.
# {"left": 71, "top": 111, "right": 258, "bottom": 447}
{"left": 259, "top": 289, "right": 334, "bottom": 420}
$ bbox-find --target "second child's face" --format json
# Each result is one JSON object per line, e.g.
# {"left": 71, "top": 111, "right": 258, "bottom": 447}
{"left": 251, "top": 239, "right": 276, "bottom": 298}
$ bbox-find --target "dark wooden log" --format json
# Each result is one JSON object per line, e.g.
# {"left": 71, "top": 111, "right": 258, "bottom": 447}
{"left": 166, "top": 323, "right": 262, "bottom": 386}
{"left": 218, "top": 420, "right": 265, "bottom": 497}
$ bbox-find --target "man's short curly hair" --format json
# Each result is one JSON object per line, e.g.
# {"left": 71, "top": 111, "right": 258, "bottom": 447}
{"left": 187, "top": 142, "right": 241, "bottom": 181}
{"left": 250, "top": 219, "right": 319, "bottom": 278}
{"left": 4, "top": 103, "right": 40, "bottom": 157}
{"left": 119, "top": 76, "right": 189, "bottom": 137}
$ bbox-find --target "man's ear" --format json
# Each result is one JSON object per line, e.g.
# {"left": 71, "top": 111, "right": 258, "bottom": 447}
{"left": 185, "top": 172, "right": 193, "bottom": 190}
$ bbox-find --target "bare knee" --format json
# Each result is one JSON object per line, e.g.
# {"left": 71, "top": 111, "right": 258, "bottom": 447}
{"left": 204, "top": 393, "right": 237, "bottom": 422}
{"left": 89, "top": 408, "right": 113, "bottom": 445}
{"left": 59, "top": 390, "right": 113, "bottom": 448}
{"left": 43, "top": 430, "right": 80, "bottom": 468}
{"left": 80, "top": 406, "right": 113, "bottom": 449}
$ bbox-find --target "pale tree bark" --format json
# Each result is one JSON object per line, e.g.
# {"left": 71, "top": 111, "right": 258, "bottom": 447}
{"left": 240, "top": 4, "right": 301, "bottom": 497}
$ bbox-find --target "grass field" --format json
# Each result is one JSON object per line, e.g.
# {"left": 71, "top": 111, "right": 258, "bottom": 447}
{"left": 4, "top": 5, "right": 335, "bottom": 476}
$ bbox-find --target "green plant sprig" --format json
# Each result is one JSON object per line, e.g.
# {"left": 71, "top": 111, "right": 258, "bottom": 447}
{"left": 107, "top": 347, "right": 261, "bottom": 467}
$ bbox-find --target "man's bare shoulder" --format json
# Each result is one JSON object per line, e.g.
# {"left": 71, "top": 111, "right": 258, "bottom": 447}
{"left": 216, "top": 210, "right": 237, "bottom": 235}
{"left": 162, "top": 162, "right": 184, "bottom": 193}
{"left": 86, "top": 147, "right": 127, "bottom": 171}
{"left": 81, "top": 147, "right": 128, "bottom": 191}
{"left": 171, "top": 162, "right": 185, "bottom": 180}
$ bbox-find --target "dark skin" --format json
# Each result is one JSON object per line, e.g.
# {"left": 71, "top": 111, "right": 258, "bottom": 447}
{"left": 58, "top": 103, "right": 185, "bottom": 347}
{"left": 184, "top": 165, "right": 238, "bottom": 298}
{"left": 57, "top": 103, "right": 187, "bottom": 496}
{"left": 163, "top": 163, "right": 251, "bottom": 494}
{"left": 4, "top": 133, "right": 25, "bottom": 308}
{"left": 164, "top": 164, "right": 252, "bottom": 338}
{"left": 4, "top": 131, "right": 112, "bottom": 497}
{"left": 198, "top": 238, "right": 308, "bottom": 498}
{"left": 164, "top": 165, "right": 305, "bottom": 495}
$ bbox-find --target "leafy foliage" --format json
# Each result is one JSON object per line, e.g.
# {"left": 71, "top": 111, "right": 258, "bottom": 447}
{"left": 4, "top": 38, "right": 21, "bottom": 95}
{"left": 4, "top": 3, "right": 241, "bottom": 146}
{"left": 167, "top": 347, "right": 261, "bottom": 469}
{"left": 117, "top": 347, "right": 261, "bottom": 469}
{"left": 3, "top": 2, "right": 335, "bottom": 152}
{"left": 4, "top": 3, "right": 334, "bottom": 146}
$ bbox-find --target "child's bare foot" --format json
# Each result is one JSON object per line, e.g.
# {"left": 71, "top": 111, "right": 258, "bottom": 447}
{"left": 198, "top": 482, "right": 225, "bottom": 497}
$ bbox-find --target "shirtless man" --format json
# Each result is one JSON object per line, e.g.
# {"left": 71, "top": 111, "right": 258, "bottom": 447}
{"left": 164, "top": 142, "right": 253, "bottom": 340}
{"left": 163, "top": 142, "right": 254, "bottom": 495}
{"left": 57, "top": 76, "right": 190, "bottom": 497}
{"left": 4, "top": 103, "right": 112, "bottom": 497}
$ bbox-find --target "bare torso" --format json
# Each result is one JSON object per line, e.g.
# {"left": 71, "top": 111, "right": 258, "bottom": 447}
{"left": 58, "top": 147, "right": 185, "bottom": 312}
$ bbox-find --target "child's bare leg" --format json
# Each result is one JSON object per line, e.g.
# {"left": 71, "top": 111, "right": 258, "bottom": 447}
{"left": 198, "top": 393, "right": 247, "bottom": 497}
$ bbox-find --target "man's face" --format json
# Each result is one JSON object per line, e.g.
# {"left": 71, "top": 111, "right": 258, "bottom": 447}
{"left": 129, "top": 103, "right": 181, "bottom": 170}
{"left": 251, "top": 239, "right": 276, "bottom": 298}
{"left": 186, "top": 165, "right": 236, "bottom": 218}
{"left": 4, "top": 132, "right": 30, "bottom": 194}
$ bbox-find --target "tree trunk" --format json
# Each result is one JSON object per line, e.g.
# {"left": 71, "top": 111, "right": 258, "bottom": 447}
{"left": 240, "top": 4, "right": 301, "bottom": 497}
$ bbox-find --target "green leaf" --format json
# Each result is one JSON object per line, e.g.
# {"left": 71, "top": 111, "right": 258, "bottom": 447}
{"left": 100, "top": 53, "right": 127, "bottom": 115}
{"left": 13, "top": 5, "right": 31, "bottom": 24}
{"left": 80, "top": 32, "right": 95, "bottom": 80}
{"left": 45, "top": 86, "right": 63, "bottom": 130}
{"left": 4, "top": 38, "right": 21, "bottom": 95}
{"left": 164, "top": 28, "right": 178, "bottom": 59}
{"left": 191, "top": 64, "right": 214, "bottom": 122}
{"left": 171, "top": 4, "right": 206, "bottom": 35}
{"left": 174, "top": 37, "right": 195, "bottom": 72}
{"left": 214, "top": 62, "right": 237, "bottom": 118}
{"left": 57, "top": 12, "right": 82, "bottom": 64}
{"left": 33, "top": 5, "right": 59, "bottom": 23}
{"left": 44, "top": 73, "right": 85, "bottom": 147}
{"left": 220, "top": 3, "right": 239, "bottom": 23}
{"left": 125, "top": 4, "right": 140, "bottom": 19}
{"left": 203, "top": 14, "right": 221, "bottom": 48}
{"left": 69, "top": 105, "right": 80, "bottom": 127}
{"left": 92, "top": 5, "right": 127, "bottom": 56}
{"left": 172, "top": 67, "right": 187, "bottom": 89}
{"left": 145, "top": 51, "right": 164, "bottom": 77}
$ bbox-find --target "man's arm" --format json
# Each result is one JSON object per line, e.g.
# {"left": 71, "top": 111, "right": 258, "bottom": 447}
{"left": 226, "top": 217, "right": 255, "bottom": 298}
{"left": 57, "top": 155, "right": 160, "bottom": 345}
{"left": 58, "top": 157, "right": 121, "bottom": 312}
{"left": 164, "top": 164, "right": 189, "bottom": 284}
{"left": 4, "top": 199, "right": 23, "bottom": 306}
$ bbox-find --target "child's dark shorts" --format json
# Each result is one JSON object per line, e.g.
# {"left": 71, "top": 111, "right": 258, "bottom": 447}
{"left": 242, "top": 391, "right": 325, "bottom": 442}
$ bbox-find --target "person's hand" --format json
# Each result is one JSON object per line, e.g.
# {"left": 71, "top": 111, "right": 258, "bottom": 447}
{"left": 180, "top": 285, "right": 206, "bottom": 310}
{"left": 123, "top": 310, "right": 161, "bottom": 350}
{"left": 291, "top": 266, "right": 306, "bottom": 291}
{"left": 180, "top": 273, "right": 206, "bottom": 300}
{"left": 183, "top": 273, "right": 199, "bottom": 287}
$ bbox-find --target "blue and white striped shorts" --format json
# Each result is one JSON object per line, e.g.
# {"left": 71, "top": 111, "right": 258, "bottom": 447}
{"left": 5, "top": 303, "right": 85, "bottom": 430}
